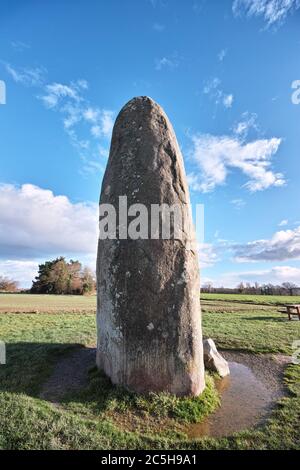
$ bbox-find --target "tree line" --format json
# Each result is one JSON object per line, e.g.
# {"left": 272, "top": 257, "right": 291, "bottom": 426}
{"left": 2, "top": 261, "right": 299, "bottom": 296}
{"left": 201, "top": 281, "right": 300, "bottom": 296}
{"left": 0, "top": 257, "right": 96, "bottom": 295}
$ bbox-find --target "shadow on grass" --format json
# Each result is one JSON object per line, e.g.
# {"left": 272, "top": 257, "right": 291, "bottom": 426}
{"left": 0, "top": 341, "right": 127, "bottom": 415}
{"left": 240, "top": 316, "right": 288, "bottom": 322}
{"left": 0, "top": 342, "right": 220, "bottom": 424}
{"left": 0, "top": 342, "right": 93, "bottom": 397}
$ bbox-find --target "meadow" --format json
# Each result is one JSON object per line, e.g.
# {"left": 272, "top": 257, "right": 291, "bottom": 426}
{"left": 0, "top": 293, "right": 299, "bottom": 450}
{"left": 201, "top": 293, "right": 300, "bottom": 306}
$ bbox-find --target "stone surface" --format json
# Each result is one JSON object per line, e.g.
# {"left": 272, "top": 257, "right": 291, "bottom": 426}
{"left": 96, "top": 96, "right": 205, "bottom": 396}
{"left": 203, "top": 339, "right": 230, "bottom": 377}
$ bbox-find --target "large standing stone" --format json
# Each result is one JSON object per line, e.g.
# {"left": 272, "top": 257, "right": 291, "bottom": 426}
{"left": 96, "top": 96, "right": 205, "bottom": 396}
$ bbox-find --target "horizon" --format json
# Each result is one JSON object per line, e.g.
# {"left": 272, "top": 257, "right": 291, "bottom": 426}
{"left": 1, "top": 0, "right": 300, "bottom": 288}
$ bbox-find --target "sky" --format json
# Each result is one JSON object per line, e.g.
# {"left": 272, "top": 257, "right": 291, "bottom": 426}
{"left": 0, "top": 0, "right": 300, "bottom": 288}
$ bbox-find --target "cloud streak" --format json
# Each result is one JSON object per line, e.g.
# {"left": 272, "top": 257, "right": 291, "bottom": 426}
{"left": 3, "top": 62, "right": 114, "bottom": 175}
{"left": 233, "top": 0, "right": 300, "bottom": 28}
{"left": 188, "top": 132, "right": 284, "bottom": 193}
{"left": 38, "top": 79, "right": 114, "bottom": 174}
{"left": 233, "top": 226, "right": 300, "bottom": 262}
{"left": 203, "top": 77, "right": 234, "bottom": 109}
{"left": 4, "top": 62, "right": 46, "bottom": 86}
{"left": 155, "top": 55, "right": 179, "bottom": 71}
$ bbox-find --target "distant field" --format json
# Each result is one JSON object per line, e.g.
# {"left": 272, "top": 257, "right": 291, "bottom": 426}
{"left": 0, "top": 292, "right": 299, "bottom": 314}
{"left": 201, "top": 293, "right": 300, "bottom": 306}
{"left": 0, "top": 293, "right": 96, "bottom": 313}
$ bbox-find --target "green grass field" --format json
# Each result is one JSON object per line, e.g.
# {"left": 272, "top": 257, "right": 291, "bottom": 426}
{"left": 0, "top": 293, "right": 299, "bottom": 449}
{"left": 1, "top": 292, "right": 299, "bottom": 313}
{"left": 0, "top": 293, "right": 96, "bottom": 313}
{"left": 201, "top": 293, "right": 300, "bottom": 306}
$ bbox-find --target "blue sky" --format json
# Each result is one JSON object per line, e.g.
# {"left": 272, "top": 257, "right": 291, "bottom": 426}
{"left": 0, "top": 0, "right": 300, "bottom": 287}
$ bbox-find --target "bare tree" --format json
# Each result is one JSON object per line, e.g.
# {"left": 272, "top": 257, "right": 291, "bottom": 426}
{"left": 0, "top": 276, "right": 19, "bottom": 292}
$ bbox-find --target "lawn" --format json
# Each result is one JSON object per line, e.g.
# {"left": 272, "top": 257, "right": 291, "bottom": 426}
{"left": 0, "top": 293, "right": 299, "bottom": 450}
{"left": 0, "top": 293, "right": 96, "bottom": 313}
{"left": 1, "top": 292, "right": 299, "bottom": 313}
{"left": 201, "top": 293, "right": 300, "bottom": 306}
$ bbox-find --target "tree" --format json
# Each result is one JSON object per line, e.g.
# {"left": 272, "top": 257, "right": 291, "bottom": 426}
{"left": 282, "top": 282, "right": 298, "bottom": 296}
{"left": 237, "top": 282, "right": 245, "bottom": 294}
{"left": 0, "top": 276, "right": 19, "bottom": 292}
{"left": 31, "top": 257, "right": 95, "bottom": 295}
{"left": 201, "top": 282, "right": 213, "bottom": 293}
{"left": 31, "top": 257, "right": 66, "bottom": 294}
{"left": 80, "top": 267, "right": 96, "bottom": 294}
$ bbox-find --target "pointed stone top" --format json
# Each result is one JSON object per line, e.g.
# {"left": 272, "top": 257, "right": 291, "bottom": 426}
{"left": 114, "top": 96, "right": 173, "bottom": 145}
{"left": 119, "top": 96, "right": 163, "bottom": 117}
{"left": 125, "top": 95, "right": 155, "bottom": 105}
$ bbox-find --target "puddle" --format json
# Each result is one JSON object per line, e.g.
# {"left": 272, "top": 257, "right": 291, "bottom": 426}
{"left": 186, "top": 361, "right": 277, "bottom": 438}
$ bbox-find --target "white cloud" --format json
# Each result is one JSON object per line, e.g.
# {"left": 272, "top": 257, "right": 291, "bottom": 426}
{"left": 188, "top": 133, "right": 284, "bottom": 193}
{"left": 203, "top": 77, "right": 234, "bottom": 109}
{"left": 3, "top": 61, "right": 114, "bottom": 175}
{"left": 233, "top": 112, "right": 259, "bottom": 138}
{"left": 11, "top": 41, "right": 31, "bottom": 52}
{"left": 218, "top": 48, "right": 227, "bottom": 62}
{"left": 209, "top": 266, "right": 300, "bottom": 288}
{"left": 155, "top": 56, "right": 179, "bottom": 71}
{"left": 83, "top": 107, "right": 99, "bottom": 122}
{"left": 79, "top": 157, "right": 105, "bottom": 177}
{"left": 233, "top": 226, "right": 300, "bottom": 262}
{"left": 231, "top": 198, "right": 246, "bottom": 209}
{"left": 279, "top": 219, "right": 288, "bottom": 226}
{"left": 232, "top": 0, "right": 300, "bottom": 28}
{"left": 0, "top": 259, "right": 39, "bottom": 288}
{"left": 149, "top": 0, "right": 166, "bottom": 7}
{"left": 100, "top": 110, "right": 114, "bottom": 137}
{"left": 0, "top": 183, "right": 98, "bottom": 259}
{"left": 39, "top": 82, "right": 114, "bottom": 146}
{"left": 198, "top": 243, "right": 219, "bottom": 268}
{"left": 5, "top": 63, "right": 45, "bottom": 86}
{"left": 38, "top": 80, "right": 115, "bottom": 173}
{"left": 203, "top": 77, "right": 221, "bottom": 95}
{"left": 41, "top": 82, "right": 82, "bottom": 108}
{"left": 91, "top": 125, "right": 101, "bottom": 138}
{"left": 82, "top": 108, "right": 113, "bottom": 138}
{"left": 223, "top": 94, "right": 234, "bottom": 108}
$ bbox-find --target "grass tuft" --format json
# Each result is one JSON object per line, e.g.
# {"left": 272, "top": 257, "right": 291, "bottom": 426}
{"left": 134, "top": 375, "right": 219, "bottom": 422}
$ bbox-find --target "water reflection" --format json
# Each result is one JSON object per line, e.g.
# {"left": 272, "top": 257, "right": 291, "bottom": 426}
{"left": 187, "top": 361, "right": 275, "bottom": 438}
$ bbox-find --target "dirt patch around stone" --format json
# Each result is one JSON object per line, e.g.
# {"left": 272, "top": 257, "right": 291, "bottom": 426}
{"left": 39, "top": 347, "right": 291, "bottom": 439}
{"left": 40, "top": 346, "right": 96, "bottom": 403}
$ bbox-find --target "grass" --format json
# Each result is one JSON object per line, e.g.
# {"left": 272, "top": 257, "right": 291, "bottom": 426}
{"left": 0, "top": 293, "right": 299, "bottom": 449}
{"left": 201, "top": 299, "right": 300, "bottom": 354}
{"left": 201, "top": 293, "right": 300, "bottom": 306}
{"left": 64, "top": 367, "right": 219, "bottom": 423}
{"left": 0, "top": 293, "right": 96, "bottom": 313}
{"left": 1, "top": 292, "right": 299, "bottom": 313}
